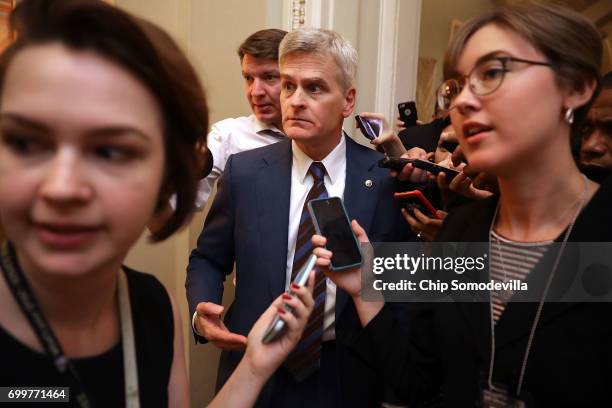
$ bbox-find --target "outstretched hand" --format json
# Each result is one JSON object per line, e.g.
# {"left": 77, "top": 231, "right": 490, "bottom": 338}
{"left": 195, "top": 302, "right": 247, "bottom": 350}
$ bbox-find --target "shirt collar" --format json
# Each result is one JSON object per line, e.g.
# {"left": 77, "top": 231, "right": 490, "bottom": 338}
{"left": 292, "top": 133, "right": 346, "bottom": 185}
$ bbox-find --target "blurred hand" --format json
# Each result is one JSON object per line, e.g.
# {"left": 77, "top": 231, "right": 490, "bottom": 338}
{"left": 401, "top": 208, "right": 447, "bottom": 241}
{"left": 242, "top": 272, "right": 315, "bottom": 379}
{"left": 396, "top": 116, "right": 406, "bottom": 132}
{"left": 195, "top": 302, "right": 247, "bottom": 350}
{"left": 441, "top": 145, "right": 497, "bottom": 200}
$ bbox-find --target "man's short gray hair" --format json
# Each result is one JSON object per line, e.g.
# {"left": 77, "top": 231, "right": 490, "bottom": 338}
{"left": 279, "top": 28, "right": 358, "bottom": 91}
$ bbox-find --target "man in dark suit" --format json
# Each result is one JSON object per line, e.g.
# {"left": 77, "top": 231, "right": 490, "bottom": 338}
{"left": 186, "top": 28, "right": 407, "bottom": 407}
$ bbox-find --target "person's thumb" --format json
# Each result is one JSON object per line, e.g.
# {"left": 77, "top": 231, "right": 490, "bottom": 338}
{"left": 351, "top": 220, "right": 369, "bottom": 243}
{"left": 198, "top": 302, "right": 224, "bottom": 317}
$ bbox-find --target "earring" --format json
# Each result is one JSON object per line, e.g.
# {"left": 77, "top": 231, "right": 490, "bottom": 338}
{"left": 564, "top": 107, "right": 574, "bottom": 125}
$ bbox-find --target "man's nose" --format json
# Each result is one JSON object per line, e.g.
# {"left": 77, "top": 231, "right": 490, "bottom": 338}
{"left": 289, "top": 87, "right": 306, "bottom": 108}
{"left": 250, "top": 78, "right": 266, "bottom": 97}
{"left": 582, "top": 130, "right": 607, "bottom": 155}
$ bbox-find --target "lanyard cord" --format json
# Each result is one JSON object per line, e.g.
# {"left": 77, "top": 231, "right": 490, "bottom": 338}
{"left": 118, "top": 269, "right": 140, "bottom": 408}
{"left": 486, "top": 174, "right": 587, "bottom": 397}
{"left": 0, "top": 242, "right": 140, "bottom": 408}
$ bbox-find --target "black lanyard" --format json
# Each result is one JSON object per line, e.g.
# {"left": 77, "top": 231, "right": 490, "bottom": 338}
{"left": 0, "top": 242, "right": 93, "bottom": 408}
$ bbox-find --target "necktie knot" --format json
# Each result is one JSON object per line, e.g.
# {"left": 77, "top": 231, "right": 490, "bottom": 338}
{"left": 309, "top": 162, "right": 326, "bottom": 182}
{"left": 257, "top": 129, "right": 285, "bottom": 139}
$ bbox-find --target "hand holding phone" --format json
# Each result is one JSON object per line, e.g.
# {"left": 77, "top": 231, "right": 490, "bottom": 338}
{"left": 398, "top": 101, "right": 418, "bottom": 128}
{"left": 377, "top": 156, "right": 412, "bottom": 171}
{"left": 378, "top": 157, "right": 459, "bottom": 181}
{"left": 262, "top": 254, "right": 317, "bottom": 344}
{"left": 311, "top": 219, "right": 370, "bottom": 300}
{"left": 355, "top": 115, "right": 382, "bottom": 140}
{"left": 308, "top": 197, "right": 363, "bottom": 271}
{"left": 394, "top": 190, "right": 440, "bottom": 219}
{"left": 396, "top": 193, "right": 447, "bottom": 241}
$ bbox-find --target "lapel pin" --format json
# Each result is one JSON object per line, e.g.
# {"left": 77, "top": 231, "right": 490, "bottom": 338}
{"left": 365, "top": 179, "right": 373, "bottom": 188}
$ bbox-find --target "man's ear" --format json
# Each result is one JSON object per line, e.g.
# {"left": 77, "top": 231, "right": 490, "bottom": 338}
{"left": 342, "top": 87, "right": 356, "bottom": 118}
{"left": 564, "top": 77, "right": 597, "bottom": 111}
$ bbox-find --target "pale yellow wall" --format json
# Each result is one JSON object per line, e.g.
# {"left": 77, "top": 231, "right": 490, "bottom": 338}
{"left": 353, "top": 0, "right": 382, "bottom": 144}
{"left": 418, "top": 0, "right": 495, "bottom": 118}
{"left": 187, "top": 2, "right": 269, "bottom": 406}
{"left": 419, "top": 0, "right": 495, "bottom": 83}
{"left": 115, "top": 0, "right": 268, "bottom": 406}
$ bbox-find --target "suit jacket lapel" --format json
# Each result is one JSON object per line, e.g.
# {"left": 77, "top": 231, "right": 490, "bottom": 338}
{"left": 336, "top": 136, "right": 380, "bottom": 319}
{"left": 454, "top": 198, "right": 498, "bottom": 360}
{"left": 255, "top": 139, "right": 293, "bottom": 298}
{"left": 343, "top": 136, "right": 379, "bottom": 237}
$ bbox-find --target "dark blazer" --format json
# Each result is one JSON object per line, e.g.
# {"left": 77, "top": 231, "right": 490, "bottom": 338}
{"left": 186, "top": 136, "right": 408, "bottom": 407}
{"left": 347, "top": 175, "right": 612, "bottom": 407}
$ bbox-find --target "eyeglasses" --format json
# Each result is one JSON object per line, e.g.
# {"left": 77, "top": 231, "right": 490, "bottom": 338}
{"left": 436, "top": 56, "right": 552, "bottom": 111}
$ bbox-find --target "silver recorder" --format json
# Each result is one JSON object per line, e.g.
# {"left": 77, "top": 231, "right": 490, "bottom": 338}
{"left": 261, "top": 254, "right": 317, "bottom": 344}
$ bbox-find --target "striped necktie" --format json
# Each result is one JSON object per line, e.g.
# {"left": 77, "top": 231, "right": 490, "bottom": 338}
{"left": 285, "top": 162, "right": 329, "bottom": 381}
{"left": 258, "top": 129, "right": 285, "bottom": 139}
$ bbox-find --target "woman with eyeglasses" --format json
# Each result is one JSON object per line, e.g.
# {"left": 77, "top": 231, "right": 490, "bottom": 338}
{"left": 313, "top": 3, "right": 612, "bottom": 407}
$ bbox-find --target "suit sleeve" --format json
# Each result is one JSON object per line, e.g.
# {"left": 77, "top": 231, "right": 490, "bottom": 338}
{"left": 185, "top": 154, "right": 238, "bottom": 340}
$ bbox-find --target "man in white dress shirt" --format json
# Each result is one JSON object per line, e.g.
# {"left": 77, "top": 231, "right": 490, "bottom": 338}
{"left": 148, "top": 29, "right": 289, "bottom": 234}
{"left": 194, "top": 28, "right": 288, "bottom": 208}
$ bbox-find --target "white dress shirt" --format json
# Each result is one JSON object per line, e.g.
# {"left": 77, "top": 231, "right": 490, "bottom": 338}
{"left": 286, "top": 135, "right": 346, "bottom": 341}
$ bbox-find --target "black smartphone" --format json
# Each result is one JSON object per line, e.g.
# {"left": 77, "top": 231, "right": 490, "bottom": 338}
{"left": 394, "top": 191, "right": 440, "bottom": 219}
{"left": 377, "top": 156, "right": 412, "bottom": 171}
{"left": 355, "top": 115, "right": 381, "bottom": 140}
{"left": 411, "top": 159, "right": 459, "bottom": 181}
{"left": 378, "top": 157, "right": 460, "bottom": 181}
{"left": 398, "top": 101, "right": 418, "bottom": 128}
{"left": 307, "top": 197, "right": 363, "bottom": 271}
